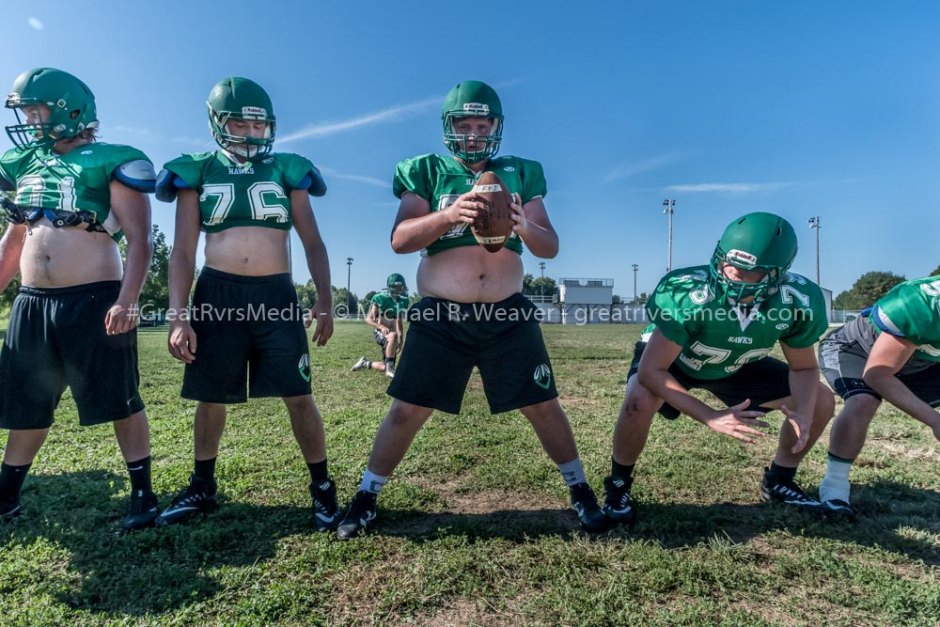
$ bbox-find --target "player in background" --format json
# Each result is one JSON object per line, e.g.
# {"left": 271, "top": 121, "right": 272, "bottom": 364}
{"left": 0, "top": 68, "right": 158, "bottom": 531}
{"left": 155, "top": 77, "right": 340, "bottom": 531}
{"left": 817, "top": 277, "right": 940, "bottom": 517}
{"left": 336, "top": 80, "right": 607, "bottom": 539}
{"left": 351, "top": 273, "right": 410, "bottom": 378}
{"left": 604, "top": 212, "right": 835, "bottom": 525}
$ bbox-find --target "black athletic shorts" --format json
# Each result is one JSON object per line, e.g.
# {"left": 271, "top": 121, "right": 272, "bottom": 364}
{"left": 182, "top": 267, "right": 311, "bottom": 403}
{"left": 0, "top": 281, "right": 144, "bottom": 429}
{"left": 388, "top": 294, "right": 557, "bottom": 414}
{"left": 819, "top": 323, "right": 940, "bottom": 405}
{"left": 628, "top": 340, "right": 790, "bottom": 420}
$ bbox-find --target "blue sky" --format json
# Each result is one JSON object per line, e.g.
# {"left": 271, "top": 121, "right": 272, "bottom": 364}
{"left": 4, "top": 1, "right": 939, "bottom": 299}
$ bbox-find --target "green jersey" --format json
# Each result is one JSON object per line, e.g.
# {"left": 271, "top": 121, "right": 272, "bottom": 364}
{"left": 371, "top": 290, "right": 409, "bottom": 318}
{"left": 0, "top": 143, "right": 152, "bottom": 240}
{"left": 646, "top": 266, "right": 829, "bottom": 380}
{"left": 393, "top": 153, "right": 547, "bottom": 256}
{"left": 870, "top": 277, "right": 940, "bottom": 362}
{"left": 156, "top": 151, "right": 326, "bottom": 233}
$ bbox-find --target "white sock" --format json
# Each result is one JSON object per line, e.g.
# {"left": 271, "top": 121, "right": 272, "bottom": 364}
{"left": 358, "top": 469, "right": 388, "bottom": 495}
{"left": 819, "top": 455, "right": 853, "bottom": 504}
{"left": 557, "top": 458, "right": 587, "bottom": 487}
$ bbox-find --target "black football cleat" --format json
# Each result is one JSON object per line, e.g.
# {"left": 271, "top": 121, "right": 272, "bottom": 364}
{"left": 569, "top": 482, "right": 609, "bottom": 532}
{"left": 0, "top": 497, "right": 21, "bottom": 521}
{"left": 761, "top": 468, "right": 824, "bottom": 512}
{"left": 310, "top": 479, "right": 341, "bottom": 532}
{"left": 603, "top": 475, "right": 638, "bottom": 525}
{"left": 336, "top": 490, "right": 378, "bottom": 540}
{"left": 122, "top": 489, "right": 160, "bottom": 531}
{"left": 155, "top": 475, "right": 218, "bottom": 526}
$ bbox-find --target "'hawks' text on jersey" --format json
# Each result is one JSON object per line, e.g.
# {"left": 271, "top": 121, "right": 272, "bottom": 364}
{"left": 646, "top": 266, "right": 829, "bottom": 380}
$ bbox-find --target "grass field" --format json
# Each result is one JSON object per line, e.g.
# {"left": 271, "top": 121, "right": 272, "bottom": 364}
{"left": 0, "top": 322, "right": 938, "bottom": 626}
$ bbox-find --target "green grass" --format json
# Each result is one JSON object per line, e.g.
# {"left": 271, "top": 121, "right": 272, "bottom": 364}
{"left": 1, "top": 323, "right": 938, "bottom": 626}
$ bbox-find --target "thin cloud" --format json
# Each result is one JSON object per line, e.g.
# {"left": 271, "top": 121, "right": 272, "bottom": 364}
{"left": 604, "top": 153, "right": 686, "bottom": 183}
{"left": 28, "top": 17, "right": 43, "bottom": 30}
{"left": 320, "top": 167, "right": 390, "bottom": 189}
{"left": 279, "top": 96, "right": 440, "bottom": 144}
{"left": 665, "top": 182, "right": 792, "bottom": 193}
{"left": 110, "top": 125, "right": 207, "bottom": 146}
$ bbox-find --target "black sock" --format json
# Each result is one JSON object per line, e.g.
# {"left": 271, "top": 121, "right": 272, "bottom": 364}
{"left": 827, "top": 451, "right": 854, "bottom": 464}
{"left": 611, "top": 458, "right": 635, "bottom": 480}
{"left": 767, "top": 462, "right": 796, "bottom": 482}
{"left": 0, "top": 462, "right": 31, "bottom": 503}
{"left": 126, "top": 456, "right": 152, "bottom": 494}
{"left": 384, "top": 357, "right": 395, "bottom": 367}
{"left": 194, "top": 457, "right": 217, "bottom": 483}
{"left": 307, "top": 459, "right": 329, "bottom": 483}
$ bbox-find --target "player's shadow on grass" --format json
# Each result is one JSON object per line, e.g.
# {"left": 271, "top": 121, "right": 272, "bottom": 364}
{"left": 0, "top": 470, "right": 318, "bottom": 617}
{"left": 374, "top": 482, "right": 939, "bottom": 565}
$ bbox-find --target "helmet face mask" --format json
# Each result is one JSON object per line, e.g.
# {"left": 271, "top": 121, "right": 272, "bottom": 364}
{"left": 207, "top": 77, "right": 276, "bottom": 160}
{"left": 5, "top": 68, "right": 98, "bottom": 149}
{"left": 441, "top": 81, "right": 503, "bottom": 164}
{"left": 386, "top": 273, "right": 407, "bottom": 296}
{"left": 709, "top": 212, "right": 798, "bottom": 307}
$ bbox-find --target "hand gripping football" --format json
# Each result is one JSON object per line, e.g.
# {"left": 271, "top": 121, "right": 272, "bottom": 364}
{"left": 470, "top": 171, "right": 514, "bottom": 253}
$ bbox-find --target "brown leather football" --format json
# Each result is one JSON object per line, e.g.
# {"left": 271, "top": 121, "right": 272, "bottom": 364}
{"left": 470, "top": 171, "right": 514, "bottom": 253}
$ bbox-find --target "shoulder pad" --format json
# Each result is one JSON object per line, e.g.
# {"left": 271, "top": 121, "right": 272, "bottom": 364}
{"left": 113, "top": 159, "right": 157, "bottom": 193}
{"left": 298, "top": 165, "right": 327, "bottom": 197}
{"left": 155, "top": 168, "right": 192, "bottom": 203}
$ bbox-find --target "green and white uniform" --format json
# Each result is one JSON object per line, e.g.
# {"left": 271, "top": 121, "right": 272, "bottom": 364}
{"left": 819, "top": 277, "right": 940, "bottom": 402}
{"left": 0, "top": 143, "right": 153, "bottom": 240}
{"left": 371, "top": 291, "right": 409, "bottom": 319}
{"left": 156, "top": 150, "right": 325, "bottom": 231}
{"left": 648, "top": 266, "right": 829, "bottom": 380}
{"left": 393, "top": 153, "right": 546, "bottom": 256}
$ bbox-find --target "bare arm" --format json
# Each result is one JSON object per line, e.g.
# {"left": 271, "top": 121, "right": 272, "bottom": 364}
{"left": 864, "top": 332, "right": 940, "bottom": 438}
{"left": 364, "top": 303, "right": 387, "bottom": 333}
{"left": 637, "top": 329, "right": 770, "bottom": 442}
{"left": 105, "top": 180, "right": 153, "bottom": 336}
{"left": 0, "top": 224, "right": 26, "bottom": 292}
{"left": 167, "top": 189, "right": 201, "bottom": 362}
{"left": 779, "top": 343, "right": 822, "bottom": 453}
{"left": 509, "top": 194, "right": 558, "bottom": 258}
{"left": 390, "top": 191, "right": 483, "bottom": 254}
{"left": 291, "top": 189, "right": 333, "bottom": 346}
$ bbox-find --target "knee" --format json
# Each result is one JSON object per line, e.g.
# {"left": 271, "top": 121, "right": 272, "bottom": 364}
{"left": 386, "top": 332, "right": 399, "bottom": 343}
{"left": 814, "top": 383, "right": 836, "bottom": 421}
{"left": 619, "top": 381, "right": 659, "bottom": 426}
{"left": 840, "top": 393, "right": 882, "bottom": 423}
{"left": 385, "top": 401, "right": 431, "bottom": 430}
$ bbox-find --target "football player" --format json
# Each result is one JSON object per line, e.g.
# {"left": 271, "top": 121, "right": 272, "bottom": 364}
{"left": 154, "top": 77, "right": 340, "bottom": 530}
{"left": 0, "top": 68, "right": 159, "bottom": 531}
{"left": 336, "top": 80, "right": 608, "bottom": 539}
{"left": 350, "top": 273, "right": 410, "bottom": 378}
{"left": 817, "top": 277, "right": 940, "bottom": 518}
{"left": 604, "top": 212, "right": 835, "bottom": 525}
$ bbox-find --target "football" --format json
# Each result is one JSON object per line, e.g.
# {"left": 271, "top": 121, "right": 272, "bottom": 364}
{"left": 470, "top": 171, "right": 514, "bottom": 253}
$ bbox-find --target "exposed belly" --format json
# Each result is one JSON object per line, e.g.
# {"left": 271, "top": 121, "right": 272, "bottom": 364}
{"left": 417, "top": 245, "right": 523, "bottom": 303}
{"left": 204, "top": 226, "right": 290, "bottom": 276}
{"left": 20, "top": 220, "right": 123, "bottom": 288}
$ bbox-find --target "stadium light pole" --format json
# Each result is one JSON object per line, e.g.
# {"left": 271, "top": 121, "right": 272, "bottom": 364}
{"left": 662, "top": 199, "right": 675, "bottom": 272}
{"left": 539, "top": 261, "right": 546, "bottom": 298}
{"left": 632, "top": 264, "right": 639, "bottom": 304}
{"left": 808, "top": 216, "right": 821, "bottom": 285}
{"left": 346, "top": 257, "right": 353, "bottom": 314}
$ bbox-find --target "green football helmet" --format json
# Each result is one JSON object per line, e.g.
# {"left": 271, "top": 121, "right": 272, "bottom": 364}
{"left": 709, "top": 212, "right": 798, "bottom": 306}
{"left": 207, "top": 77, "right": 276, "bottom": 159}
{"left": 441, "top": 80, "right": 503, "bottom": 164}
{"left": 386, "top": 273, "right": 407, "bottom": 296}
{"left": 5, "top": 67, "right": 98, "bottom": 148}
